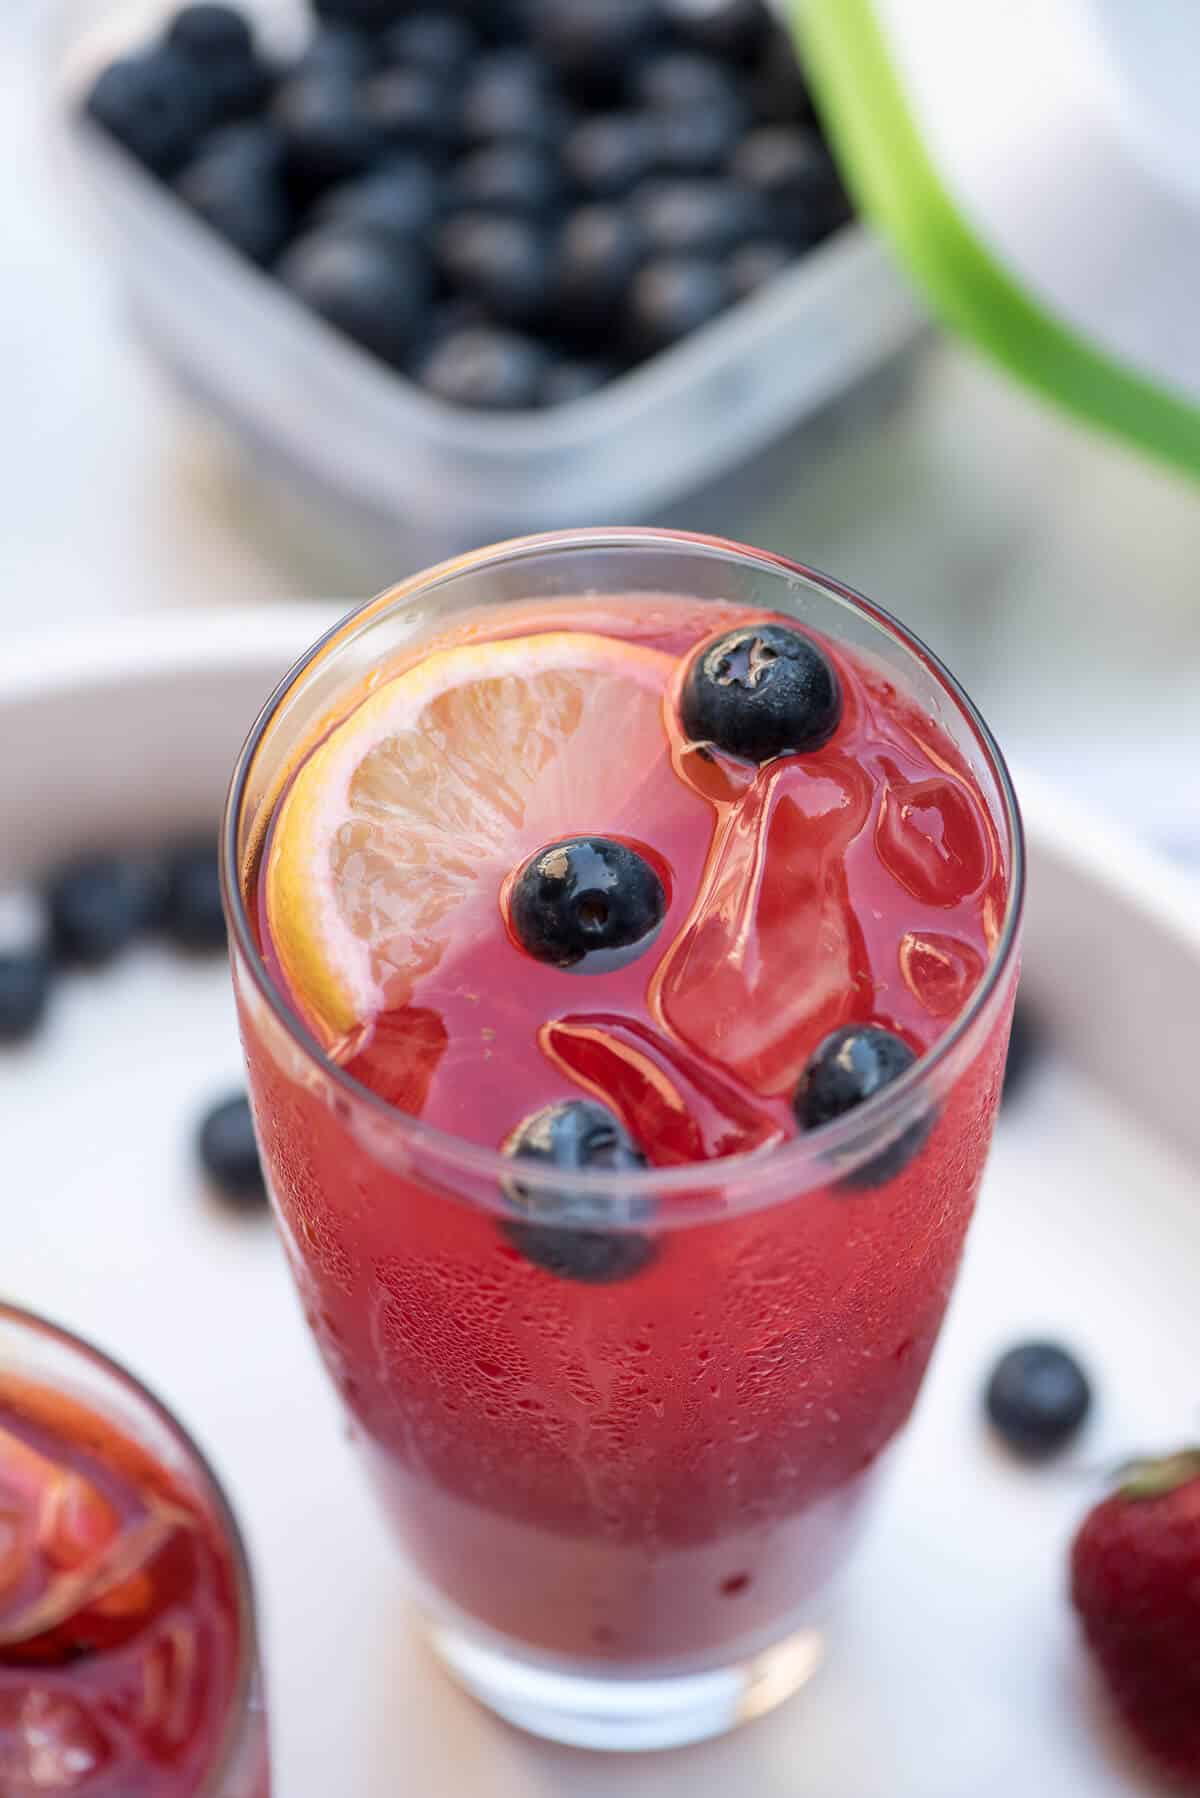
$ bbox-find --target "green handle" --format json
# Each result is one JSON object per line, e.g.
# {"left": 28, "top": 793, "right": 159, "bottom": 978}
{"left": 793, "top": 0, "right": 1200, "bottom": 481}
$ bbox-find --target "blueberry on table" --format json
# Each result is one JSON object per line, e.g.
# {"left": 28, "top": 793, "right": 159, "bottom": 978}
{"left": 436, "top": 213, "right": 552, "bottom": 327}
{"left": 625, "top": 255, "right": 729, "bottom": 354}
{"left": 680, "top": 622, "right": 841, "bottom": 761}
{"left": 47, "top": 856, "right": 165, "bottom": 966}
{"left": 417, "top": 326, "right": 548, "bottom": 410}
{"left": 635, "top": 179, "right": 771, "bottom": 257}
{"left": 502, "top": 1098, "right": 656, "bottom": 1284}
{"left": 165, "top": 4, "right": 268, "bottom": 120}
{"left": 985, "top": 1342, "right": 1092, "bottom": 1459}
{"left": 563, "top": 114, "right": 656, "bottom": 200}
{"left": 84, "top": 49, "right": 208, "bottom": 178}
{"left": 509, "top": 838, "right": 666, "bottom": 970}
{"left": 793, "top": 1025, "right": 931, "bottom": 1189}
{"left": 727, "top": 240, "right": 795, "bottom": 301}
{"left": 280, "top": 227, "right": 432, "bottom": 367}
{"left": 363, "top": 66, "right": 457, "bottom": 157}
{"left": 1001, "top": 999, "right": 1041, "bottom": 1106}
{"left": 316, "top": 157, "right": 439, "bottom": 243}
{"left": 197, "top": 1093, "right": 267, "bottom": 1209}
{"left": 459, "top": 52, "right": 568, "bottom": 150}
{"left": 555, "top": 203, "right": 645, "bottom": 336}
{"left": 447, "top": 143, "right": 563, "bottom": 218}
{"left": 731, "top": 126, "right": 851, "bottom": 245}
{"left": 176, "top": 124, "right": 292, "bottom": 266}
{"left": 538, "top": 357, "right": 613, "bottom": 406}
{"left": 382, "top": 13, "right": 479, "bottom": 79}
{"left": 0, "top": 891, "right": 53, "bottom": 1044}
{"left": 0, "top": 953, "right": 52, "bottom": 1045}
{"left": 162, "top": 840, "right": 226, "bottom": 951}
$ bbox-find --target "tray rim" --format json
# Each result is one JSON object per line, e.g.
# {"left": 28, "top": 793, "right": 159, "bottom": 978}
{"left": 3, "top": 608, "right": 1198, "bottom": 1797}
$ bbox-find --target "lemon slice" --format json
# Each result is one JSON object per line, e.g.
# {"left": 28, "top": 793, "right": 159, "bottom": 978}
{"left": 266, "top": 632, "right": 676, "bottom": 1048}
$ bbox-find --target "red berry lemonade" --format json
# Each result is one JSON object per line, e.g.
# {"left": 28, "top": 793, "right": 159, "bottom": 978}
{"left": 227, "top": 534, "right": 1021, "bottom": 1744}
{"left": 0, "top": 1367, "right": 264, "bottom": 1796}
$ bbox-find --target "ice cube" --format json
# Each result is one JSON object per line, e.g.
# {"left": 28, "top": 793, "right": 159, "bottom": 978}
{"left": 346, "top": 1004, "right": 448, "bottom": 1115}
{"left": 899, "top": 930, "right": 985, "bottom": 1018}
{"left": 136, "top": 1617, "right": 201, "bottom": 1753}
{"left": 654, "top": 758, "right": 873, "bottom": 1094}
{"left": 874, "top": 771, "right": 991, "bottom": 907}
{"left": 0, "top": 1688, "right": 109, "bottom": 1790}
{"left": 541, "top": 1014, "right": 785, "bottom": 1164}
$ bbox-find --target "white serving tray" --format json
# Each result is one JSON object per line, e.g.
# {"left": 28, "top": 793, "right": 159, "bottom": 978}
{"left": 2, "top": 611, "right": 1197, "bottom": 1798}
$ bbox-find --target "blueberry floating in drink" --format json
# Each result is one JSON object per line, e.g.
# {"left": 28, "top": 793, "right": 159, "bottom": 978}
{"left": 502, "top": 1098, "right": 656, "bottom": 1284}
{"left": 680, "top": 621, "right": 842, "bottom": 761}
{"left": 793, "top": 1025, "right": 932, "bottom": 1189}
{"left": 508, "top": 837, "right": 666, "bottom": 971}
{"left": 46, "top": 855, "right": 165, "bottom": 966}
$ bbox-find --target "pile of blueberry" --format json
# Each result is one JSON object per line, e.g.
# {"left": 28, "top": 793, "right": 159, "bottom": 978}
{"left": 84, "top": 0, "right": 851, "bottom": 410}
{"left": 0, "top": 843, "right": 266, "bottom": 1211}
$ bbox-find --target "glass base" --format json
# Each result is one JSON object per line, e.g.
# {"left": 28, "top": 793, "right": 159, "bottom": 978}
{"left": 428, "top": 1622, "right": 825, "bottom": 1751}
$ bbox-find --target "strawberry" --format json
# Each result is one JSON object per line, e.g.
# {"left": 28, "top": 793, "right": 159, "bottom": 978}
{"left": 1070, "top": 1450, "right": 1200, "bottom": 1782}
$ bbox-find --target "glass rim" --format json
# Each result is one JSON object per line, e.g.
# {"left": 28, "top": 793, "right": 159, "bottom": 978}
{"left": 222, "top": 526, "right": 1025, "bottom": 1205}
{"left": 0, "top": 1298, "right": 261, "bottom": 1797}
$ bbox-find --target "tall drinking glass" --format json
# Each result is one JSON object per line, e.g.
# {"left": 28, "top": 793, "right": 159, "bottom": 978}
{"left": 0, "top": 1302, "right": 269, "bottom": 1796}
{"left": 223, "top": 530, "right": 1023, "bottom": 1751}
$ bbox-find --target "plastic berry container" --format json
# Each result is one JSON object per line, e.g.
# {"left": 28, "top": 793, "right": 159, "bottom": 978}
{"left": 51, "top": 0, "right": 925, "bottom": 559}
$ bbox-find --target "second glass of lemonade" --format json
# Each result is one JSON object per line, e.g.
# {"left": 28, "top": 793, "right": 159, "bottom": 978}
{"left": 223, "top": 530, "right": 1022, "bottom": 1751}
{"left": 0, "top": 1304, "right": 269, "bottom": 1797}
